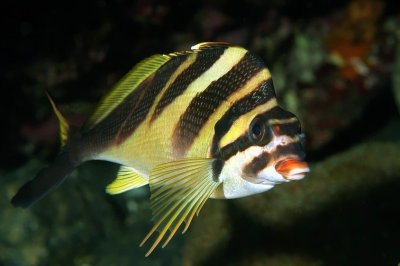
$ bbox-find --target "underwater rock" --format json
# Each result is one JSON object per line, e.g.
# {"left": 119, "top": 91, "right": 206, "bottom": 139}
{"left": 1, "top": 161, "right": 182, "bottom": 265}
{"left": 232, "top": 253, "right": 322, "bottom": 266}
{"left": 0, "top": 160, "right": 49, "bottom": 265}
{"left": 182, "top": 139, "right": 400, "bottom": 265}
{"left": 251, "top": 4, "right": 397, "bottom": 151}
{"left": 393, "top": 31, "right": 400, "bottom": 115}
{"left": 182, "top": 201, "right": 230, "bottom": 266}
{"left": 234, "top": 141, "right": 400, "bottom": 228}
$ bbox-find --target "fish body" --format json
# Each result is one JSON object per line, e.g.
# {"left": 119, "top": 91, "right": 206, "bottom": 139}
{"left": 12, "top": 42, "right": 309, "bottom": 255}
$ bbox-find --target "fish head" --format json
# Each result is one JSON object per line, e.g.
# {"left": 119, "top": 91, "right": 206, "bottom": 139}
{"left": 248, "top": 111, "right": 309, "bottom": 182}
{"left": 215, "top": 106, "right": 309, "bottom": 199}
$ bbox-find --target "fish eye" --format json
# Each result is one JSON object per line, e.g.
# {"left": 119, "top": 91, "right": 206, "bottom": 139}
{"left": 249, "top": 118, "right": 265, "bottom": 143}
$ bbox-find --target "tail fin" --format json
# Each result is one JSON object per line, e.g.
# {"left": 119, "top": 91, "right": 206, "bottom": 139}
{"left": 12, "top": 93, "right": 76, "bottom": 208}
{"left": 11, "top": 152, "right": 75, "bottom": 207}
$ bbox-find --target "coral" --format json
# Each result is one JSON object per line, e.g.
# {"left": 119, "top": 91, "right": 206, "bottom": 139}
{"left": 325, "top": 0, "right": 384, "bottom": 80}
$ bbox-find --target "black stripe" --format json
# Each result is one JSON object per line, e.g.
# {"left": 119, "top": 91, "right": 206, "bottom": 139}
{"left": 213, "top": 105, "right": 299, "bottom": 162}
{"left": 261, "top": 106, "right": 298, "bottom": 121}
{"left": 218, "top": 134, "right": 252, "bottom": 160}
{"left": 270, "top": 121, "right": 301, "bottom": 139}
{"left": 242, "top": 141, "right": 305, "bottom": 180}
{"left": 211, "top": 159, "right": 224, "bottom": 182}
{"left": 172, "top": 52, "right": 265, "bottom": 156}
{"left": 210, "top": 132, "right": 259, "bottom": 179}
{"left": 274, "top": 141, "right": 306, "bottom": 161}
{"left": 82, "top": 55, "right": 187, "bottom": 151}
{"left": 150, "top": 46, "right": 226, "bottom": 123}
{"left": 211, "top": 78, "right": 275, "bottom": 158}
{"left": 242, "top": 152, "right": 272, "bottom": 178}
{"left": 216, "top": 108, "right": 301, "bottom": 162}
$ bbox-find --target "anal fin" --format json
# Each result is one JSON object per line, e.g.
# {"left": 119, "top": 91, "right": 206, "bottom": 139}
{"left": 106, "top": 166, "right": 148, "bottom": 195}
{"left": 140, "top": 158, "right": 220, "bottom": 256}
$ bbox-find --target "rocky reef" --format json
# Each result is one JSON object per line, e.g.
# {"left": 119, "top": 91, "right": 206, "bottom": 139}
{"left": 3, "top": 124, "right": 399, "bottom": 265}
{"left": 183, "top": 137, "right": 400, "bottom": 265}
{"left": 1, "top": 162, "right": 183, "bottom": 265}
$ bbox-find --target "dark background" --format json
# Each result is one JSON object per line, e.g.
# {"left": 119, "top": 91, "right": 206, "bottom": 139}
{"left": 1, "top": 0, "right": 399, "bottom": 265}
{"left": 1, "top": 0, "right": 399, "bottom": 168}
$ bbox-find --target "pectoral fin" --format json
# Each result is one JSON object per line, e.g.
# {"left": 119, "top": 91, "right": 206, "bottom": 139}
{"left": 140, "top": 158, "right": 220, "bottom": 256}
{"left": 106, "top": 166, "right": 148, "bottom": 195}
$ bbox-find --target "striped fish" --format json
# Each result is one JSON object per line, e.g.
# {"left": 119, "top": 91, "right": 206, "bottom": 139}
{"left": 11, "top": 42, "right": 309, "bottom": 256}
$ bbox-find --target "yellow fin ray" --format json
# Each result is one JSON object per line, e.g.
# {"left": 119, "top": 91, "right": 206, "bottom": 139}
{"left": 84, "top": 42, "right": 237, "bottom": 130}
{"left": 85, "top": 54, "right": 172, "bottom": 130}
{"left": 161, "top": 179, "right": 212, "bottom": 247}
{"left": 105, "top": 166, "right": 148, "bottom": 195}
{"left": 140, "top": 158, "right": 220, "bottom": 256}
{"left": 46, "top": 92, "right": 69, "bottom": 147}
{"left": 150, "top": 165, "right": 205, "bottom": 200}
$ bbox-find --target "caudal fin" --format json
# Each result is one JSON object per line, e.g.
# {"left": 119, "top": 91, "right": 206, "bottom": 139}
{"left": 11, "top": 152, "right": 75, "bottom": 208}
{"left": 46, "top": 91, "right": 70, "bottom": 147}
{"left": 12, "top": 93, "right": 76, "bottom": 208}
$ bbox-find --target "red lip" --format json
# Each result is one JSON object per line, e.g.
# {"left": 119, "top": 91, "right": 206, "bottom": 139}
{"left": 275, "top": 158, "right": 309, "bottom": 180}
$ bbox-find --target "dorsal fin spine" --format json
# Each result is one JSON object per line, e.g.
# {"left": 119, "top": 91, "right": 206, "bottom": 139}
{"left": 46, "top": 91, "right": 70, "bottom": 147}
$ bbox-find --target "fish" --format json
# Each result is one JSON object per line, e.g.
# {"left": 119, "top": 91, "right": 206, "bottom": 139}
{"left": 11, "top": 42, "right": 309, "bottom": 256}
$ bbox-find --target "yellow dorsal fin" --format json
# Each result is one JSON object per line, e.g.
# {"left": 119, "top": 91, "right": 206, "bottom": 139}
{"left": 140, "top": 158, "right": 220, "bottom": 256}
{"left": 85, "top": 42, "right": 236, "bottom": 130}
{"left": 46, "top": 91, "right": 70, "bottom": 147}
{"left": 85, "top": 54, "right": 173, "bottom": 130}
{"left": 106, "top": 166, "right": 148, "bottom": 195}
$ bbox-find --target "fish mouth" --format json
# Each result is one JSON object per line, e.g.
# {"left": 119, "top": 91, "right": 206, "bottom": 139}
{"left": 274, "top": 158, "right": 309, "bottom": 180}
